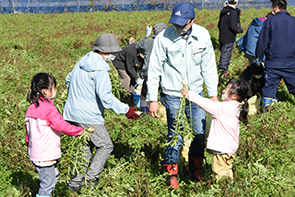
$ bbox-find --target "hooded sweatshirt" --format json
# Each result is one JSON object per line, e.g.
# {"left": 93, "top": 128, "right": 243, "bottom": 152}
{"left": 218, "top": 5, "right": 243, "bottom": 43}
{"left": 237, "top": 17, "right": 265, "bottom": 57}
{"left": 25, "top": 98, "right": 83, "bottom": 162}
{"left": 63, "top": 51, "right": 129, "bottom": 124}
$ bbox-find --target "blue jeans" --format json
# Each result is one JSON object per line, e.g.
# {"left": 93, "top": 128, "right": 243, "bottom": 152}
{"left": 161, "top": 92, "right": 206, "bottom": 164}
{"left": 218, "top": 42, "right": 235, "bottom": 72}
{"left": 35, "top": 163, "right": 59, "bottom": 197}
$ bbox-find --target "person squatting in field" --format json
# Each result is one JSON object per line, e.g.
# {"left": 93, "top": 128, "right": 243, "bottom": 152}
{"left": 63, "top": 33, "right": 140, "bottom": 192}
{"left": 147, "top": 3, "right": 219, "bottom": 189}
{"left": 182, "top": 78, "right": 252, "bottom": 181}
{"left": 255, "top": 0, "right": 295, "bottom": 110}
{"left": 112, "top": 42, "right": 144, "bottom": 99}
{"left": 25, "top": 73, "right": 84, "bottom": 197}
{"left": 136, "top": 22, "right": 167, "bottom": 114}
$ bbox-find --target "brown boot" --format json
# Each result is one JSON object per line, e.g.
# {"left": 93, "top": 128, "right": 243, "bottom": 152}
{"left": 162, "top": 164, "right": 179, "bottom": 189}
{"left": 189, "top": 156, "right": 203, "bottom": 181}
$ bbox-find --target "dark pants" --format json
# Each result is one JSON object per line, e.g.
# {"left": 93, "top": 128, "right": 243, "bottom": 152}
{"left": 140, "top": 75, "right": 149, "bottom": 108}
{"left": 218, "top": 42, "right": 235, "bottom": 72}
{"left": 262, "top": 66, "right": 295, "bottom": 98}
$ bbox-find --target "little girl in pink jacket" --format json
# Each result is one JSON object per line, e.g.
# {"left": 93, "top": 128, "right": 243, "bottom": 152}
{"left": 182, "top": 78, "right": 251, "bottom": 181}
{"left": 25, "top": 73, "right": 84, "bottom": 197}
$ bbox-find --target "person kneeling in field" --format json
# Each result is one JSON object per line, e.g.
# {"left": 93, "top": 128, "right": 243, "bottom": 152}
{"left": 63, "top": 33, "right": 140, "bottom": 192}
{"left": 182, "top": 79, "right": 251, "bottom": 181}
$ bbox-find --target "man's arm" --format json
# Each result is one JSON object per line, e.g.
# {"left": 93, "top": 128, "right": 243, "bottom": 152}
{"left": 230, "top": 10, "right": 243, "bottom": 33}
{"left": 147, "top": 35, "right": 166, "bottom": 117}
{"left": 255, "top": 20, "right": 270, "bottom": 62}
{"left": 200, "top": 30, "right": 219, "bottom": 98}
{"left": 125, "top": 49, "right": 140, "bottom": 81}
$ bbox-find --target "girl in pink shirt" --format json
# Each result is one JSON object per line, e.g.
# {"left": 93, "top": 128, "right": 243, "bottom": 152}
{"left": 25, "top": 73, "right": 84, "bottom": 197}
{"left": 182, "top": 78, "right": 251, "bottom": 181}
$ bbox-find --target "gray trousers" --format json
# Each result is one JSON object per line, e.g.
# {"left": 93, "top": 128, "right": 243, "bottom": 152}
{"left": 117, "top": 69, "right": 134, "bottom": 93}
{"left": 72, "top": 123, "right": 114, "bottom": 181}
{"left": 35, "top": 163, "right": 59, "bottom": 196}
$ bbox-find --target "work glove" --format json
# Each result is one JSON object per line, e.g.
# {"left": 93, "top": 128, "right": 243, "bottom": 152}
{"left": 146, "top": 25, "right": 152, "bottom": 37}
{"left": 136, "top": 78, "right": 144, "bottom": 85}
{"left": 255, "top": 58, "right": 265, "bottom": 69}
{"left": 125, "top": 107, "right": 140, "bottom": 120}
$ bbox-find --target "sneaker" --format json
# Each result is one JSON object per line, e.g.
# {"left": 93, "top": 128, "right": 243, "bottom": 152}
{"left": 67, "top": 179, "right": 83, "bottom": 192}
{"left": 86, "top": 179, "right": 99, "bottom": 187}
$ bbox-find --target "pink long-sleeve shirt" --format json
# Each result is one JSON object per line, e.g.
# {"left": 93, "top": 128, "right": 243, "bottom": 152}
{"left": 25, "top": 98, "right": 84, "bottom": 162}
{"left": 186, "top": 91, "right": 240, "bottom": 154}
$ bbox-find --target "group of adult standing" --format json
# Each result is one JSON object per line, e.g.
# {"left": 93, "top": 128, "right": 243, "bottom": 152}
{"left": 62, "top": 0, "right": 295, "bottom": 191}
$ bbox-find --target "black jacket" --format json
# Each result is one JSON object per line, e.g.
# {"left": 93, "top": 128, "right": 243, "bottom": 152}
{"left": 112, "top": 43, "right": 143, "bottom": 81}
{"left": 218, "top": 6, "right": 243, "bottom": 43}
{"left": 241, "top": 66, "right": 264, "bottom": 96}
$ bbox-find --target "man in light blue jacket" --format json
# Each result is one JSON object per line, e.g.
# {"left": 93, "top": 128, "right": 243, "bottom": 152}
{"left": 147, "top": 3, "right": 218, "bottom": 189}
{"left": 63, "top": 33, "right": 139, "bottom": 192}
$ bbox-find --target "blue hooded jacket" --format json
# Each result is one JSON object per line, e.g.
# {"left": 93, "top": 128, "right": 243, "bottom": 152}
{"left": 237, "top": 17, "right": 265, "bottom": 57}
{"left": 63, "top": 51, "right": 129, "bottom": 124}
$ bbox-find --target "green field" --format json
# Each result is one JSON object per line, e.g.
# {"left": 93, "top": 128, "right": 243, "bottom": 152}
{"left": 1, "top": 8, "right": 295, "bottom": 196}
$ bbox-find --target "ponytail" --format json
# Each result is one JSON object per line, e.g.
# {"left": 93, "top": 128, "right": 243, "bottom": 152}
{"left": 239, "top": 99, "right": 249, "bottom": 125}
{"left": 27, "top": 73, "right": 56, "bottom": 107}
{"left": 226, "top": 79, "right": 252, "bottom": 125}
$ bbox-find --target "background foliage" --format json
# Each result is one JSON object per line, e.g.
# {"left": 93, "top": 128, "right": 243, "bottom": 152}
{"left": 1, "top": 7, "right": 295, "bottom": 196}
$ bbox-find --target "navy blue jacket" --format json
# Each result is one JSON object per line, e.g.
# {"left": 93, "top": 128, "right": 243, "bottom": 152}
{"left": 218, "top": 6, "right": 243, "bottom": 43}
{"left": 256, "top": 11, "right": 295, "bottom": 68}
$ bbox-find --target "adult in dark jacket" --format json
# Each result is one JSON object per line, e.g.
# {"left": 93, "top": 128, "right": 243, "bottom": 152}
{"left": 218, "top": 0, "right": 243, "bottom": 78}
{"left": 237, "top": 12, "right": 273, "bottom": 65}
{"left": 256, "top": 0, "right": 295, "bottom": 108}
{"left": 112, "top": 43, "right": 143, "bottom": 95}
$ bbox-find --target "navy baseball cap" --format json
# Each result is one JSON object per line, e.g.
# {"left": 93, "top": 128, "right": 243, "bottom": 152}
{"left": 169, "top": 3, "right": 195, "bottom": 26}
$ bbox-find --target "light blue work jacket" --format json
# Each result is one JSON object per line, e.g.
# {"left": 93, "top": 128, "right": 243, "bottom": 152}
{"left": 147, "top": 24, "right": 218, "bottom": 101}
{"left": 63, "top": 51, "right": 129, "bottom": 124}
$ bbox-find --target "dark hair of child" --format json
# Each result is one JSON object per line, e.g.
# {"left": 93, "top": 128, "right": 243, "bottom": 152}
{"left": 225, "top": 78, "right": 252, "bottom": 125}
{"left": 27, "top": 73, "right": 56, "bottom": 107}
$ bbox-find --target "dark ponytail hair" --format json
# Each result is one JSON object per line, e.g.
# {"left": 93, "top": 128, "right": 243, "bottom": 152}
{"left": 271, "top": 0, "right": 287, "bottom": 11}
{"left": 226, "top": 79, "right": 252, "bottom": 125}
{"left": 27, "top": 73, "right": 56, "bottom": 107}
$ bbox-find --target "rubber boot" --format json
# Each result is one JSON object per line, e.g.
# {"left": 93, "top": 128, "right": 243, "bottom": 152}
{"left": 189, "top": 156, "right": 203, "bottom": 181}
{"left": 263, "top": 97, "right": 273, "bottom": 112}
{"left": 162, "top": 164, "right": 179, "bottom": 190}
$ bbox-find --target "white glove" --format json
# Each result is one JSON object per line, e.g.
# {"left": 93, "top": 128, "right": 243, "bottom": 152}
{"left": 146, "top": 25, "right": 152, "bottom": 36}
{"left": 136, "top": 78, "right": 144, "bottom": 85}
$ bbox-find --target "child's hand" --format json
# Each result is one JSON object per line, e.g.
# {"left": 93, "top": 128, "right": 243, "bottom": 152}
{"left": 182, "top": 88, "right": 188, "bottom": 97}
{"left": 85, "top": 127, "right": 95, "bottom": 133}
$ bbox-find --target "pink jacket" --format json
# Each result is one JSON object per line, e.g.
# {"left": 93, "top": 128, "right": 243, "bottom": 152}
{"left": 25, "top": 98, "right": 84, "bottom": 162}
{"left": 186, "top": 91, "right": 240, "bottom": 154}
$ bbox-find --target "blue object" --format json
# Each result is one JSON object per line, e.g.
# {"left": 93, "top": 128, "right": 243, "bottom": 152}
{"left": 141, "top": 107, "right": 149, "bottom": 117}
{"left": 237, "top": 17, "right": 265, "bottom": 57}
{"left": 169, "top": 3, "right": 195, "bottom": 26}
{"left": 136, "top": 78, "right": 143, "bottom": 85}
{"left": 146, "top": 26, "right": 152, "bottom": 36}
{"left": 132, "top": 93, "right": 141, "bottom": 108}
{"left": 263, "top": 97, "right": 273, "bottom": 106}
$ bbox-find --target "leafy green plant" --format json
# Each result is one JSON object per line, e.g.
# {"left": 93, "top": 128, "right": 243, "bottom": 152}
{"left": 1, "top": 8, "right": 295, "bottom": 196}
